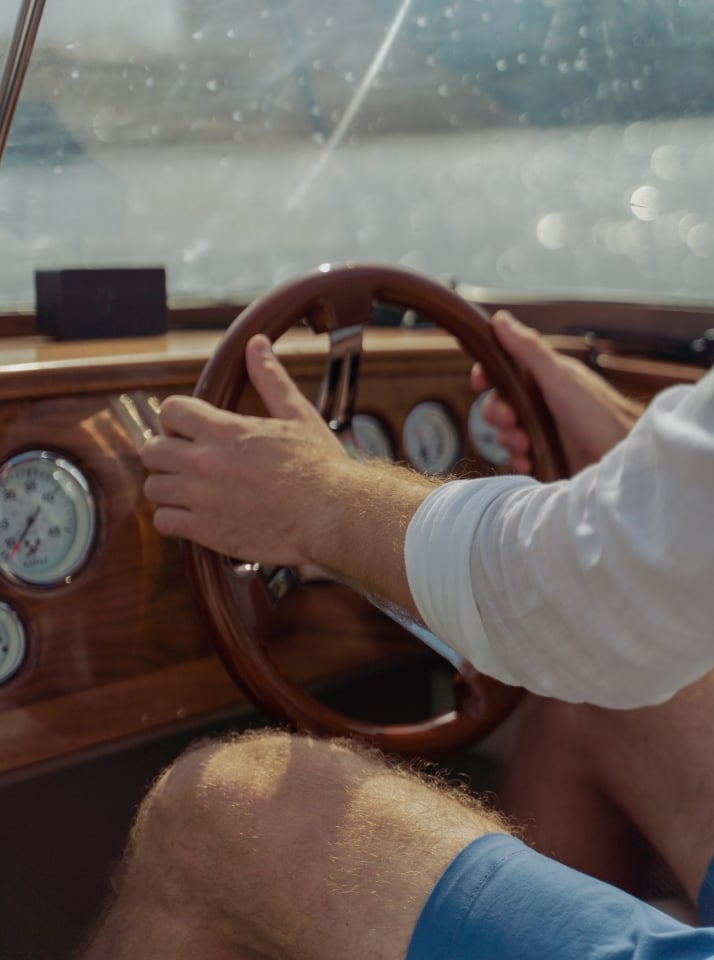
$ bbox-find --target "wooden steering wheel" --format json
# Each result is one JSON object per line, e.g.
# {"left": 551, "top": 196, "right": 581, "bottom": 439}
{"left": 187, "top": 263, "right": 567, "bottom": 758}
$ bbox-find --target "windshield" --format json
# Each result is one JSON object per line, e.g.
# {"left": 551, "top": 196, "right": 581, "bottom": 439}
{"left": 2, "top": 0, "right": 714, "bottom": 311}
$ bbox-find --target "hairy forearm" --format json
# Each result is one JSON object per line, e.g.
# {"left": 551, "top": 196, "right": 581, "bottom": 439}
{"left": 299, "top": 457, "right": 441, "bottom": 616}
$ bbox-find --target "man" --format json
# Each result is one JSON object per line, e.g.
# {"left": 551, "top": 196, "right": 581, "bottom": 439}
{"left": 82, "top": 312, "right": 714, "bottom": 958}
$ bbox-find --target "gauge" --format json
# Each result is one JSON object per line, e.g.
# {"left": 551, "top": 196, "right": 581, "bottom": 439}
{"left": 402, "top": 401, "right": 461, "bottom": 475}
{"left": 0, "top": 451, "right": 96, "bottom": 587}
{"left": 0, "top": 603, "right": 25, "bottom": 683}
{"left": 467, "top": 392, "right": 511, "bottom": 467}
{"left": 351, "top": 414, "right": 394, "bottom": 461}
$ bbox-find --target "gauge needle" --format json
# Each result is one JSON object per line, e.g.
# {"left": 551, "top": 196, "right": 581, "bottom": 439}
{"left": 10, "top": 506, "right": 41, "bottom": 558}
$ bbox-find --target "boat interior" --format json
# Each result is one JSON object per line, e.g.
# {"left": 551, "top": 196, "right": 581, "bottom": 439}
{"left": 0, "top": 1, "right": 712, "bottom": 956}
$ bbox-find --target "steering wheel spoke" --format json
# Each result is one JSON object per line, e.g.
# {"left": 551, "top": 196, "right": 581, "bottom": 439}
{"left": 316, "top": 323, "right": 364, "bottom": 435}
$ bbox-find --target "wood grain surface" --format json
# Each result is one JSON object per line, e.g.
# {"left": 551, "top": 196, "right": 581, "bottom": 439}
{"left": 0, "top": 326, "right": 702, "bottom": 773}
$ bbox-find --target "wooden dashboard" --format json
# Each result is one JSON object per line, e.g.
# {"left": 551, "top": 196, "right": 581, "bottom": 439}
{"left": 0, "top": 320, "right": 705, "bottom": 778}
{"left": 0, "top": 325, "right": 517, "bottom": 776}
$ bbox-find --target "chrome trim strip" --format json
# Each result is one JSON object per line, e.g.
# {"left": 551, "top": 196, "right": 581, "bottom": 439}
{"left": 0, "top": 0, "right": 47, "bottom": 167}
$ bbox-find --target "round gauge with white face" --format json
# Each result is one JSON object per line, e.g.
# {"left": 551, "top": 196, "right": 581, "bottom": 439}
{"left": 403, "top": 401, "right": 461, "bottom": 475}
{"left": 351, "top": 414, "right": 394, "bottom": 461}
{"left": 0, "top": 603, "right": 25, "bottom": 683}
{"left": 0, "top": 451, "right": 96, "bottom": 587}
{"left": 468, "top": 392, "right": 510, "bottom": 467}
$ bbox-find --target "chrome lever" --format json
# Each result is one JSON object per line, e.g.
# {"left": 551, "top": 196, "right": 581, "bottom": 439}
{"left": 315, "top": 324, "right": 364, "bottom": 436}
{"left": 232, "top": 560, "right": 299, "bottom": 605}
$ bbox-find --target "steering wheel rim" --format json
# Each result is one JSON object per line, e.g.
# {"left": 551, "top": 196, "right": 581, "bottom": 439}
{"left": 187, "top": 262, "right": 567, "bottom": 758}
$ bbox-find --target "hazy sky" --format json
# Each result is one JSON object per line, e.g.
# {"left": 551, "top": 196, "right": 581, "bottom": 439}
{"left": 1, "top": 0, "right": 183, "bottom": 56}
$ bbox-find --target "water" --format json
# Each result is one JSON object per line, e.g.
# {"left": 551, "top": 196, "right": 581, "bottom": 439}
{"left": 1, "top": 118, "right": 714, "bottom": 312}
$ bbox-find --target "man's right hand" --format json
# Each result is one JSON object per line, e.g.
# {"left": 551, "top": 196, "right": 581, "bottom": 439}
{"left": 471, "top": 311, "right": 645, "bottom": 475}
{"left": 140, "top": 334, "right": 435, "bottom": 615}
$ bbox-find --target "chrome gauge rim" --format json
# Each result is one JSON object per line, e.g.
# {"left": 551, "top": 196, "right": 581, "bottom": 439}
{"left": 0, "top": 450, "right": 96, "bottom": 587}
{"left": 402, "top": 400, "right": 461, "bottom": 475}
{"left": 0, "top": 602, "right": 25, "bottom": 683}
{"left": 351, "top": 413, "right": 394, "bottom": 461}
{"left": 467, "top": 393, "right": 510, "bottom": 466}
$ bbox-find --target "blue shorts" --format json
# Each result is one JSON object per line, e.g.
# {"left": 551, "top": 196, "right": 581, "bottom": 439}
{"left": 407, "top": 834, "right": 714, "bottom": 959}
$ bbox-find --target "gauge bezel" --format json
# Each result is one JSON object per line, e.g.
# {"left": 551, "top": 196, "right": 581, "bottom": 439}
{"left": 0, "top": 449, "right": 97, "bottom": 588}
{"left": 0, "top": 602, "right": 26, "bottom": 683}
{"left": 402, "top": 400, "right": 461, "bottom": 475}
{"left": 467, "top": 392, "right": 510, "bottom": 466}
{"left": 351, "top": 413, "right": 395, "bottom": 461}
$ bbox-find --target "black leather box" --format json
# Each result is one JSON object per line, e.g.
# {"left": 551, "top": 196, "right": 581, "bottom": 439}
{"left": 35, "top": 267, "right": 167, "bottom": 340}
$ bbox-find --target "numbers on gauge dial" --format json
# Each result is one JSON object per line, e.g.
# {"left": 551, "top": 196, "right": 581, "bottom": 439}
{"left": 402, "top": 401, "right": 461, "bottom": 475}
{"left": 0, "top": 451, "right": 96, "bottom": 586}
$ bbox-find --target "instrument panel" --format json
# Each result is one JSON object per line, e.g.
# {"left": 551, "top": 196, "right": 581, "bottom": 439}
{"left": 0, "top": 326, "right": 509, "bottom": 775}
{"left": 0, "top": 323, "right": 699, "bottom": 777}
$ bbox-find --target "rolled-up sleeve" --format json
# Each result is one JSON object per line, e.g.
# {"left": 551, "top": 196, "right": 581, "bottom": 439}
{"left": 405, "top": 371, "right": 714, "bottom": 708}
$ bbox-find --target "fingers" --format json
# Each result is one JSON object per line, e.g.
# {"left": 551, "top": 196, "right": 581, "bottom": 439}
{"left": 469, "top": 362, "right": 490, "bottom": 396}
{"left": 483, "top": 310, "right": 642, "bottom": 472}
{"left": 154, "top": 395, "right": 218, "bottom": 441}
{"left": 141, "top": 399, "right": 222, "bottom": 509}
{"left": 479, "top": 389, "right": 532, "bottom": 473}
{"left": 141, "top": 396, "right": 221, "bottom": 481}
{"left": 470, "top": 311, "right": 549, "bottom": 472}
{"left": 146, "top": 337, "right": 313, "bottom": 452}
{"left": 490, "top": 310, "right": 560, "bottom": 386}
{"left": 147, "top": 338, "right": 308, "bottom": 442}
{"left": 471, "top": 308, "right": 555, "bottom": 402}
{"left": 246, "top": 334, "right": 313, "bottom": 421}
{"left": 479, "top": 387, "right": 518, "bottom": 431}
{"left": 151, "top": 505, "right": 198, "bottom": 543}
{"left": 141, "top": 434, "right": 201, "bottom": 525}
{"left": 142, "top": 466, "right": 190, "bottom": 508}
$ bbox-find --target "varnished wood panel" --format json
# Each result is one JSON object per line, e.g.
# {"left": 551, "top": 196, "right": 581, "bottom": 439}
{"left": 0, "top": 326, "right": 703, "bottom": 774}
{"left": 0, "top": 329, "right": 481, "bottom": 774}
{"left": 0, "top": 591, "right": 426, "bottom": 775}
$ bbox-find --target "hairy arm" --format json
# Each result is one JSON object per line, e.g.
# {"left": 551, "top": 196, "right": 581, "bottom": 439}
{"left": 143, "top": 327, "right": 713, "bottom": 708}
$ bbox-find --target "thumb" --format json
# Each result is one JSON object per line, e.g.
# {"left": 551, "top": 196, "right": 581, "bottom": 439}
{"left": 491, "top": 311, "right": 561, "bottom": 391}
{"left": 245, "top": 334, "right": 310, "bottom": 421}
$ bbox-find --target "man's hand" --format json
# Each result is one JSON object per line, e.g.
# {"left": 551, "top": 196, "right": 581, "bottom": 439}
{"left": 472, "top": 311, "right": 645, "bottom": 474}
{"left": 141, "top": 333, "right": 435, "bottom": 614}
{"left": 141, "top": 334, "right": 349, "bottom": 566}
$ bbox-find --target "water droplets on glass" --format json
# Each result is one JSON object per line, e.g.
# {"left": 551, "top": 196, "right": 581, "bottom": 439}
{"left": 630, "top": 185, "right": 660, "bottom": 222}
{"left": 536, "top": 213, "right": 567, "bottom": 250}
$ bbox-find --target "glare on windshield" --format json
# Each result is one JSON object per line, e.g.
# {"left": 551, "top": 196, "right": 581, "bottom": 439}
{"left": 2, "top": 0, "right": 714, "bottom": 310}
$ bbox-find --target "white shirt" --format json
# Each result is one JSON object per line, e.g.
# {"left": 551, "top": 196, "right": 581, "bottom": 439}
{"left": 405, "top": 368, "right": 714, "bottom": 708}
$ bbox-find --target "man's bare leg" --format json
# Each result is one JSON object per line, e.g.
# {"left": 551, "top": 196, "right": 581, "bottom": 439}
{"left": 500, "top": 671, "right": 714, "bottom": 913}
{"left": 81, "top": 729, "right": 513, "bottom": 960}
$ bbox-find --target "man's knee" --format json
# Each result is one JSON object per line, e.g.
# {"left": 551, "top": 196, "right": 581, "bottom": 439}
{"left": 96, "top": 729, "right": 513, "bottom": 959}
{"left": 129, "top": 730, "right": 402, "bottom": 882}
{"left": 133, "top": 729, "right": 322, "bottom": 864}
{"left": 131, "top": 726, "right": 504, "bottom": 891}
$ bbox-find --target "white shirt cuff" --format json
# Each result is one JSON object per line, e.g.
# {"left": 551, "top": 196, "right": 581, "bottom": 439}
{"left": 405, "top": 475, "right": 538, "bottom": 682}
